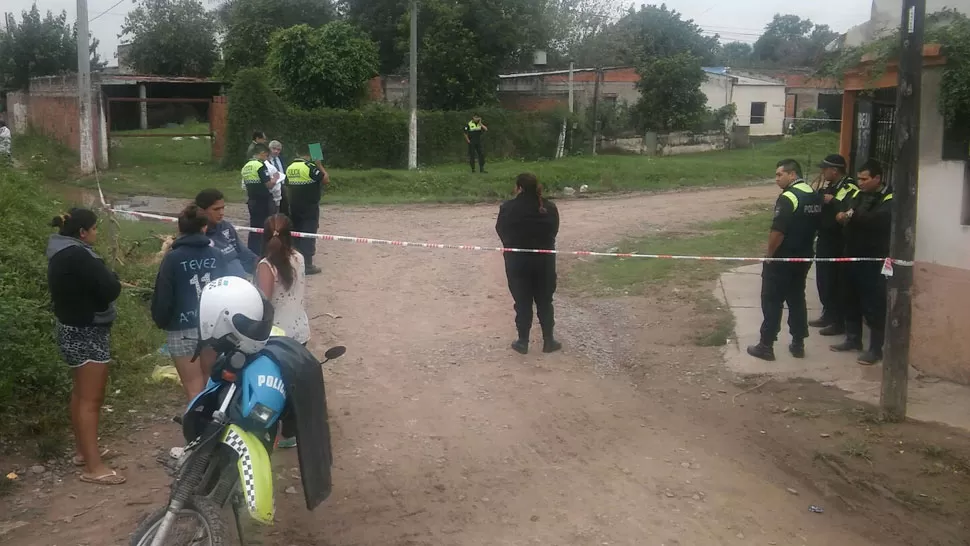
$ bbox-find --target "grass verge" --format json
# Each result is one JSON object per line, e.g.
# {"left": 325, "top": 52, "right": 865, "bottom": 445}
{"left": 1, "top": 139, "right": 179, "bottom": 460}
{"left": 564, "top": 204, "right": 772, "bottom": 346}
{"left": 74, "top": 130, "right": 838, "bottom": 204}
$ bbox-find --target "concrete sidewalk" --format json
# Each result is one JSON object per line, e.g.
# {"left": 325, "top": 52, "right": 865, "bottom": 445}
{"left": 717, "top": 263, "right": 970, "bottom": 432}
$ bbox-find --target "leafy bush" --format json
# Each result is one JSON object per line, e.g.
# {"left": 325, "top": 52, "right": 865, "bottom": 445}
{"left": 795, "top": 108, "right": 835, "bottom": 134}
{"left": 0, "top": 160, "right": 167, "bottom": 456}
{"left": 225, "top": 68, "right": 584, "bottom": 169}
{"left": 267, "top": 22, "right": 379, "bottom": 110}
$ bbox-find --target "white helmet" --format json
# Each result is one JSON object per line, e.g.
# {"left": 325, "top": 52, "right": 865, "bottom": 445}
{"left": 198, "top": 276, "right": 274, "bottom": 355}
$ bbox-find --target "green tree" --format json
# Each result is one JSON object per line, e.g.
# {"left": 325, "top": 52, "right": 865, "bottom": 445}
{"left": 718, "top": 42, "right": 753, "bottom": 66}
{"left": 120, "top": 0, "right": 218, "bottom": 77}
{"left": 342, "top": 0, "right": 409, "bottom": 74}
{"left": 0, "top": 3, "right": 105, "bottom": 90}
{"left": 571, "top": 4, "right": 719, "bottom": 68}
{"left": 217, "top": 0, "right": 336, "bottom": 77}
{"left": 267, "top": 22, "right": 379, "bottom": 110}
{"left": 752, "top": 14, "right": 838, "bottom": 66}
{"left": 633, "top": 53, "right": 708, "bottom": 132}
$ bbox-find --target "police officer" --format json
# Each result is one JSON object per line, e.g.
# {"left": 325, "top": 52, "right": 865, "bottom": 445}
{"left": 747, "top": 159, "right": 823, "bottom": 362}
{"left": 810, "top": 154, "right": 858, "bottom": 336}
{"left": 496, "top": 173, "right": 561, "bottom": 355}
{"left": 285, "top": 144, "right": 329, "bottom": 275}
{"left": 242, "top": 143, "right": 278, "bottom": 256}
{"left": 830, "top": 160, "right": 893, "bottom": 365}
{"left": 464, "top": 115, "right": 488, "bottom": 173}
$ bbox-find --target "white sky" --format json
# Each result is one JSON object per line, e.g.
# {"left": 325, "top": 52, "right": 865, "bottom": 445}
{"left": 3, "top": 0, "right": 874, "bottom": 67}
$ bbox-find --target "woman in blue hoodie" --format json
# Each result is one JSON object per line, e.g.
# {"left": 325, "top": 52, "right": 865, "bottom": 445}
{"left": 47, "top": 208, "right": 125, "bottom": 486}
{"left": 151, "top": 204, "right": 228, "bottom": 400}
{"left": 195, "top": 188, "right": 257, "bottom": 278}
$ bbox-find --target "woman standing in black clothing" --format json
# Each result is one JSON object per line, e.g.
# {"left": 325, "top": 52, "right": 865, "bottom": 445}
{"left": 496, "top": 173, "right": 562, "bottom": 355}
{"left": 47, "top": 208, "right": 125, "bottom": 485}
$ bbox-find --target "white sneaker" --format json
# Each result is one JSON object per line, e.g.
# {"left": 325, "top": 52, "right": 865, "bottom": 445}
{"left": 170, "top": 447, "right": 186, "bottom": 460}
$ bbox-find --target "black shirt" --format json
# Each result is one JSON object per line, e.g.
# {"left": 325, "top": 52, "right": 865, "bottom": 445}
{"left": 843, "top": 189, "right": 894, "bottom": 258}
{"left": 286, "top": 159, "right": 326, "bottom": 207}
{"left": 770, "top": 181, "right": 823, "bottom": 258}
{"left": 46, "top": 237, "right": 122, "bottom": 327}
{"left": 496, "top": 193, "right": 560, "bottom": 251}
{"left": 818, "top": 175, "right": 858, "bottom": 241}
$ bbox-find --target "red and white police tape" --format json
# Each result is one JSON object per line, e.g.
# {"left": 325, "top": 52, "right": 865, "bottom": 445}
{"left": 106, "top": 206, "right": 913, "bottom": 271}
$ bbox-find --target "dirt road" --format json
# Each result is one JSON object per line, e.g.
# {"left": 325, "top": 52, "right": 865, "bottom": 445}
{"left": 3, "top": 185, "right": 963, "bottom": 545}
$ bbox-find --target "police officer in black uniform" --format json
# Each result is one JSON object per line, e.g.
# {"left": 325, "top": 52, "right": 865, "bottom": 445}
{"left": 747, "top": 159, "right": 823, "bottom": 362}
{"left": 285, "top": 144, "right": 330, "bottom": 275}
{"left": 496, "top": 173, "right": 561, "bottom": 355}
{"left": 811, "top": 154, "right": 858, "bottom": 336}
{"left": 242, "top": 143, "right": 278, "bottom": 256}
{"left": 829, "top": 160, "right": 893, "bottom": 365}
{"left": 464, "top": 115, "right": 488, "bottom": 173}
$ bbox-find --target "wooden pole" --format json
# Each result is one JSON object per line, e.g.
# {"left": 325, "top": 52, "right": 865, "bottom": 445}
{"left": 591, "top": 68, "right": 602, "bottom": 155}
{"left": 407, "top": 0, "right": 418, "bottom": 170}
{"left": 881, "top": 0, "right": 925, "bottom": 422}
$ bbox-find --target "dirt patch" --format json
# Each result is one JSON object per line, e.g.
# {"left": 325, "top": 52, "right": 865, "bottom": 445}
{"left": 3, "top": 185, "right": 969, "bottom": 546}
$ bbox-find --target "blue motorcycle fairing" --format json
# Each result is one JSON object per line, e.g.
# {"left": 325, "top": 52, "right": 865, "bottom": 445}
{"left": 184, "top": 378, "right": 221, "bottom": 415}
{"left": 239, "top": 354, "right": 287, "bottom": 429}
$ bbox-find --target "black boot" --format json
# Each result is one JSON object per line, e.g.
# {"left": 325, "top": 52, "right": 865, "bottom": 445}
{"left": 819, "top": 323, "right": 845, "bottom": 336}
{"left": 809, "top": 315, "right": 833, "bottom": 328}
{"left": 789, "top": 339, "right": 805, "bottom": 359}
{"left": 830, "top": 336, "right": 863, "bottom": 352}
{"left": 511, "top": 339, "right": 529, "bottom": 355}
{"left": 857, "top": 350, "right": 883, "bottom": 366}
{"left": 746, "top": 343, "right": 776, "bottom": 362}
{"left": 543, "top": 338, "right": 562, "bottom": 354}
{"left": 305, "top": 257, "right": 322, "bottom": 276}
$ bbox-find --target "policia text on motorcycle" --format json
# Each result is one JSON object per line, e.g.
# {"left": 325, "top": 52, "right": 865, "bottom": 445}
{"left": 495, "top": 173, "right": 562, "bottom": 355}
{"left": 464, "top": 115, "right": 488, "bottom": 173}
{"left": 285, "top": 144, "right": 330, "bottom": 276}
{"left": 829, "top": 160, "right": 893, "bottom": 366}
{"left": 241, "top": 143, "right": 280, "bottom": 257}
{"left": 810, "top": 154, "right": 858, "bottom": 337}
{"left": 747, "top": 159, "right": 823, "bottom": 362}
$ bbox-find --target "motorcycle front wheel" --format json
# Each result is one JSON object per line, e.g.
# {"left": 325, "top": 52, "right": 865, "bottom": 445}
{"left": 129, "top": 496, "right": 231, "bottom": 546}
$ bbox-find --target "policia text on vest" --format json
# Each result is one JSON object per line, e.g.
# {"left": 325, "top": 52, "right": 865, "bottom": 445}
{"left": 285, "top": 152, "right": 329, "bottom": 275}
{"left": 464, "top": 116, "right": 488, "bottom": 173}
{"left": 241, "top": 146, "right": 279, "bottom": 257}
{"left": 748, "top": 159, "right": 823, "bottom": 362}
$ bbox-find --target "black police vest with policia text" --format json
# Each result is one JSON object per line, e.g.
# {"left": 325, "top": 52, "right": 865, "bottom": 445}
{"left": 285, "top": 159, "right": 323, "bottom": 206}
{"left": 773, "top": 181, "right": 823, "bottom": 258}
{"left": 241, "top": 159, "right": 271, "bottom": 200}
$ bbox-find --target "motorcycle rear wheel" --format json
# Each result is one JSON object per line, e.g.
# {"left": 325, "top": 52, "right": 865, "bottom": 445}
{"left": 129, "top": 496, "right": 231, "bottom": 546}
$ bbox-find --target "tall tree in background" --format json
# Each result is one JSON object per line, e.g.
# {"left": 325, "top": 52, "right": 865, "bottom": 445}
{"left": 217, "top": 0, "right": 336, "bottom": 77}
{"left": 752, "top": 14, "right": 838, "bottom": 66}
{"left": 531, "top": 0, "right": 624, "bottom": 68}
{"left": 121, "top": 0, "right": 218, "bottom": 77}
{"left": 342, "top": 0, "right": 409, "bottom": 74}
{"left": 267, "top": 22, "right": 379, "bottom": 110}
{"left": 571, "top": 4, "right": 720, "bottom": 68}
{"left": 403, "top": 0, "right": 544, "bottom": 110}
{"left": 718, "top": 42, "right": 753, "bottom": 66}
{"left": 0, "top": 3, "right": 105, "bottom": 90}
{"left": 633, "top": 52, "right": 708, "bottom": 132}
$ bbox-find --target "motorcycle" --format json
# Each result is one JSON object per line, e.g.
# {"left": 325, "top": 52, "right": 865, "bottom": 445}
{"left": 129, "top": 332, "right": 345, "bottom": 546}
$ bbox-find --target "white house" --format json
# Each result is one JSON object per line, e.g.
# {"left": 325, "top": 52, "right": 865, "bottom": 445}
{"left": 702, "top": 67, "right": 788, "bottom": 137}
{"left": 836, "top": 0, "right": 970, "bottom": 385}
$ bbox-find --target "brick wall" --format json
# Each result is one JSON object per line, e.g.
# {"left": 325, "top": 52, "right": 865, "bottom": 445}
{"left": 210, "top": 95, "right": 228, "bottom": 161}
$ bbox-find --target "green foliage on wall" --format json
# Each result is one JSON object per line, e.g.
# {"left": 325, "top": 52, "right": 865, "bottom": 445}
{"left": 224, "top": 69, "right": 585, "bottom": 169}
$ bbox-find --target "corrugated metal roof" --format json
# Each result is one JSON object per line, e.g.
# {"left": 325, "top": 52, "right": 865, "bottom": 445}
{"left": 702, "top": 67, "right": 784, "bottom": 86}
{"left": 499, "top": 66, "right": 630, "bottom": 79}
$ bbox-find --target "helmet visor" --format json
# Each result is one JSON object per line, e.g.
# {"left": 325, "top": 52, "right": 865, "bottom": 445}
{"left": 230, "top": 295, "right": 275, "bottom": 346}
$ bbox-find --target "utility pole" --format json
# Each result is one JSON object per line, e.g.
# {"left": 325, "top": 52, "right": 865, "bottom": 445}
{"left": 881, "top": 0, "right": 924, "bottom": 421}
{"left": 568, "top": 61, "right": 575, "bottom": 114}
{"left": 77, "top": 0, "right": 94, "bottom": 173}
{"left": 591, "top": 68, "right": 601, "bottom": 155}
{"left": 407, "top": 0, "right": 418, "bottom": 170}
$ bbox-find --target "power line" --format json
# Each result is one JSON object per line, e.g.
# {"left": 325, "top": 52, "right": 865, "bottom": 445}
{"left": 90, "top": 0, "right": 127, "bottom": 23}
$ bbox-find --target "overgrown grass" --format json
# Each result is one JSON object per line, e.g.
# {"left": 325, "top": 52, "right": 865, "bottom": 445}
{"left": 0, "top": 140, "right": 176, "bottom": 458}
{"left": 79, "top": 131, "right": 839, "bottom": 204}
{"left": 111, "top": 121, "right": 212, "bottom": 168}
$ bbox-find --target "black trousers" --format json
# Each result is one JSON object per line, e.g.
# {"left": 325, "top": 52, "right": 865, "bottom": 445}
{"left": 505, "top": 254, "right": 556, "bottom": 340}
{"left": 278, "top": 187, "right": 291, "bottom": 218}
{"left": 759, "top": 262, "right": 812, "bottom": 345}
{"left": 844, "top": 261, "right": 887, "bottom": 352}
{"left": 468, "top": 140, "right": 485, "bottom": 172}
{"left": 815, "top": 236, "right": 846, "bottom": 323}
{"left": 290, "top": 205, "right": 320, "bottom": 264}
{"left": 247, "top": 198, "right": 273, "bottom": 256}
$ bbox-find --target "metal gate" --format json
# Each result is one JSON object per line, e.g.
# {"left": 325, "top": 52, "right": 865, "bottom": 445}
{"left": 870, "top": 102, "right": 897, "bottom": 188}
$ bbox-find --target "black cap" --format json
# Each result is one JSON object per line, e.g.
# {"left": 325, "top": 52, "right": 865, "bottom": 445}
{"left": 818, "top": 154, "right": 847, "bottom": 169}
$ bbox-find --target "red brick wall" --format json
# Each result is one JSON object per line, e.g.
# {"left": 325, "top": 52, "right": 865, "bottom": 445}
{"left": 28, "top": 96, "right": 83, "bottom": 152}
{"left": 498, "top": 95, "right": 568, "bottom": 112}
{"left": 210, "top": 95, "right": 228, "bottom": 161}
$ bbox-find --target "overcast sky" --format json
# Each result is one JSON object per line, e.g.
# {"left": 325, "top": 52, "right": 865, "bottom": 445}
{"left": 4, "top": 0, "right": 874, "bottom": 67}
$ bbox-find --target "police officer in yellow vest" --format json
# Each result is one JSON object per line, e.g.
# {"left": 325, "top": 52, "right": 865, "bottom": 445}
{"left": 747, "top": 159, "right": 823, "bottom": 362}
{"left": 810, "top": 154, "right": 859, "bottom": 336}
{"left": 830, "top": 160, "right": 893, "bottom": 365}
{"left": 241, "top": 143, "right": 279, "bottom": 256}
{"left": 285, "top": 144, "right": 329, "bottom": 275}
{"left": 464, "top": 115, "right": 488, "bottom": 173}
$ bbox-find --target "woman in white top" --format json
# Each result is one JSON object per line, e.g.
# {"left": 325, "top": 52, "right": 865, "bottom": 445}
{"left": 255, "top": 214, "right": 310, "bottom": 345}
